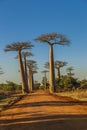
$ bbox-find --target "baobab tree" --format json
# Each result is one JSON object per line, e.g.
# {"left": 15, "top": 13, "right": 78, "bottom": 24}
{"left": 4, "top": 42, "right": 34, "bottom": 94}
{"left": 35, "top": 32, "right": 70, "bottom": 93}
{"left": 44, "top": 62, "right": 49, "bottom": 69}
{"left": 32, "top": 70, "right": 38, "bottom": 90}
{"left": 41, "top": 70, "right": 49, "bottom": 89}
{"left": 55, "top": 61, "right": 67, "bottom": 79}
{"left": 27, "top": 60, "right": 37, "bottom": 92}
{"left": 22, "top": 52, "right": 33, "bottom": 92}
{"left": 66, "top": 67, "right": 74, "bottom": 77}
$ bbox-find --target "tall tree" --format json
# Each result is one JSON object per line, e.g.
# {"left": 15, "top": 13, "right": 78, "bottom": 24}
{"left": 27, "top": 60, "right": 37, "bottom": 92}
{"left": 22, "top": 52, "right": 33, "bottom": 92}
{"left": 55, "top": 61, "right": 67, "bottom": 79}
{"left": 35, "top": 32, "right": 70, "bottom": 93}
{"left": 4, "top": 42, "right": 33, "bottom": 93}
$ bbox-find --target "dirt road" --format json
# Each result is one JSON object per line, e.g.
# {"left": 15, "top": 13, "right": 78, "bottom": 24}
{"left": 0, "top": 90, "right": 87, "bottom": 130}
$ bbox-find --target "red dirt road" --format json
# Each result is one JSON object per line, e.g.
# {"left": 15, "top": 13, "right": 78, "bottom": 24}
{"left": 0, "top": 90, "right": 87, "bottom": 130}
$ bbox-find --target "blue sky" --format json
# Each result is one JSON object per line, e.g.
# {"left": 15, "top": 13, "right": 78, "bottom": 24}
{"left": 0, "top": 0, "right": 87, "bottom": 83}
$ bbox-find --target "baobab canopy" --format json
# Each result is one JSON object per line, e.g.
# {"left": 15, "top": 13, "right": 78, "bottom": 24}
{"left": 35, "top": 32, "right": 70, "bottom": 46}
{"left": 4, "top": 42, "right": 34, "bottom": 52}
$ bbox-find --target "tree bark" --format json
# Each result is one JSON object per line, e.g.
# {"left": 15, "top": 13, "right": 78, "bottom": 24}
{"left": 44, "top": 72, "right": 47, "bottom": 89}
{"left": 28, "top": 68, "right": 33, "bottom": 92}
{"left": 49, "top": 45, "right": 56, "bottom": 93}
{"left": 24, "top": 57, "right": 29, "bottom": 92}
{"left": 57, "top": 67, "right": 60, "bottom": 79}
{"left": 18, "top": 50, "right": 27, "bottom": 93}
{"left": 32, "top": 74, "right": 34, "bottom": 90}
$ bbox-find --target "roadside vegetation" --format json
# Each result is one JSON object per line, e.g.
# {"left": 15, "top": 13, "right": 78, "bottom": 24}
{"left": 0, "top": 81, "right": 40, "bottom": 111}
{"left": 41, "top": 76, "right": 87, "bottom": 101}
{"left": 58, "top": 89, "right": 87, "bottom": 101}
{"left": 57, "top": 78, "right": 87, "bottom": 101}
{"left": 0, "top": 81, "right": 25, "bottom": 111}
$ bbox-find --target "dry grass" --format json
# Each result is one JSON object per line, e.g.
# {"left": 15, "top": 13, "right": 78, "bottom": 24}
{"left": 0, "top": 93, "right": 26, "bottom": 111}
{"left": 57, "top": 89, "right": 87, "bottom": 101}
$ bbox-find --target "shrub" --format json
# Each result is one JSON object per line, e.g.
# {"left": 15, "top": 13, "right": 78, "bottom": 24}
{"left": 56, "top": 76, "right": 80, "bottom": 91}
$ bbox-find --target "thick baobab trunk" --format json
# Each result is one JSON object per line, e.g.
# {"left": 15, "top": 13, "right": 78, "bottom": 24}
{"left": 49, "top": 45, "right": 56, "bottom": 93}
{"left": 24, "top": 57, "right": 29, "bottom": 92}
{"left": 28, "top": 68, "right": 33, "bottom": 92}
{"left": 32, "top": 74, "right": 34, "bottom": 90}
{"left": 57, "top": 67, "right": 60, "bottom": 79}
{"left": 18, "top": 51, "right": 27, "bottom": 93}
{"left": 44, "top": 72, "right": 47, "bottom": 89}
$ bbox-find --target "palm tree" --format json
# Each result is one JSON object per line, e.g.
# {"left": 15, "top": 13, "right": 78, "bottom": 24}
{"left": 27, "top": 60, "right": 37, "bottom": 92}
{"left": 66, "top": 67, "right": 74, "bottom": 77}
{"left": 55, "top": 61, "right": 67, "bottom": 79}
{"left": 35, "top": 32, "right": 70, "bottom": 93}
{"left": 22, "top": 52, "right": 33, "bottom": 92}
{"left": 4, "top": 42, "right": 34, "bottom": 94}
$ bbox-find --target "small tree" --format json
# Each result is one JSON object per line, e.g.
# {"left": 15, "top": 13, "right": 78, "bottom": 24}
{"left": 32, "top": 70, "right": 38, "bottom": 90}
{"left": 44, "top": 62, "right": 49, "bottom": 69}
{"left": 41, "top": 70, "right": 49, "bottom": 89}
{"left": 66, "top": 67, "right": 74, "bottom": 78}
{"left": 55, "top": 61, "right": 67, "bottom": 79}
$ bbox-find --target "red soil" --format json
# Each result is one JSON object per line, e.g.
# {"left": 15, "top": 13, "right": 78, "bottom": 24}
{"left": 0, "top": 90, "right": 87, "bottom": 130}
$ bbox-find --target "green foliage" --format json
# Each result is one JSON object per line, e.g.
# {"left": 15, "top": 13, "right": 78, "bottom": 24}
{"left": 80, "top": 79, "right": 87, "bottom": 86}
{"left": 77, "top": 79, "right": 87, "bottom": 89}
{"left": 0, "top": 81, "right": 21, "bottom": 91}
{"left": 42, "top": 77, "right": 47, "bottom": 85}
{"left": 56, "top": 76, "right": 80, "bottom": 91}
{"left": 34, "top": 83, "right": 40, "bottom": 90}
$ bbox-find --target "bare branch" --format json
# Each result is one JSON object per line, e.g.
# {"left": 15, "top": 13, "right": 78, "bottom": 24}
{"left": 4, "top": 42, "right": 34, "bottom": 52}
{"left": 35, "top": 32, "right": 70, "bottom": 46}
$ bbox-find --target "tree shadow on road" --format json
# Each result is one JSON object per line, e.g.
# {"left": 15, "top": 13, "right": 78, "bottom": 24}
{"left": 0, "top": 91, "right": 87, "bottom": 130}
{"left": 9, "top": 100, "right": 87, "bottom": 109}
{"left": 0, "top": 114, "right": 87, "bottom": 130}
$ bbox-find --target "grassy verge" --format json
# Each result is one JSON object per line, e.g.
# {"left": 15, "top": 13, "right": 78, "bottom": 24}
{"left": 57, "top": 90, "right": 87, "bottom": 101}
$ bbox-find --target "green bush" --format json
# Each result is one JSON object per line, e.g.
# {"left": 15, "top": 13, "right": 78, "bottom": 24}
{"left": 34, "top": 83, "right": 40, "bottom": 90}
{"left": 0, "top": 81, "right": 21, "bottom": 92}
{"left": 56, "top": 76, "right": 80, "bottom": 91}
